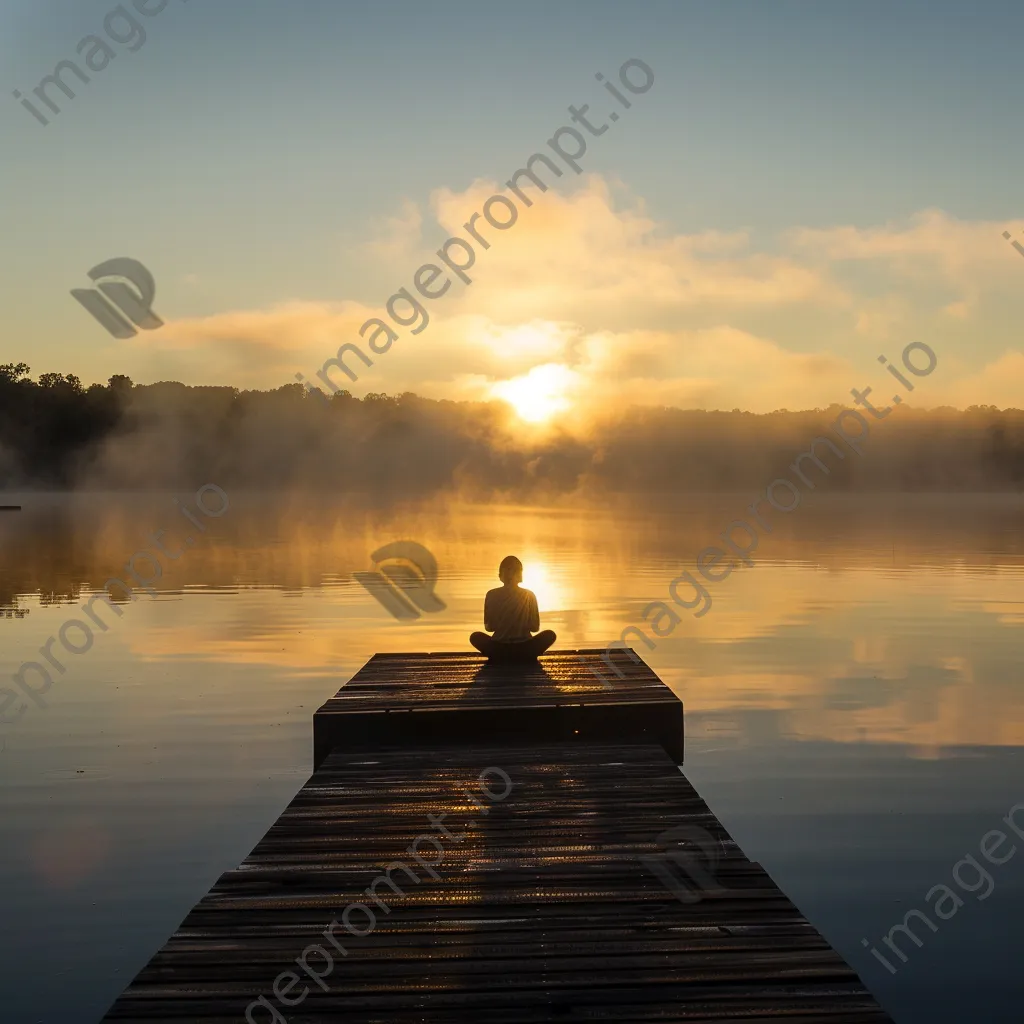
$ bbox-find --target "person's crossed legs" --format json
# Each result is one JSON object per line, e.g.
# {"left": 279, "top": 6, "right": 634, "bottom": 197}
{"left": 470, "top": 630, "right": 557, "bottom": 663}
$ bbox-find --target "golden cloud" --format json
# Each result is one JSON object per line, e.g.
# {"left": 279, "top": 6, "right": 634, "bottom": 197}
{"left": 111, "top": 178, "right": 1020, "bottom": 411}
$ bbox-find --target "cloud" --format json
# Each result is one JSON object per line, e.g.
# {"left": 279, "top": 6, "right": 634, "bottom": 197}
{"left": 569, "top": 326, "right": 854, "bottom": 414}
{"left": 364, "top": 197, "right": 424, "bottom": 263}
{"left": 113, "top": 178, "right": 1019, "bottom": 411}
{"left": 789, "top": 208, "right": 1024, "bottom": 293}
{"left": 429, "top": 176, "right": 842, "bottom": 327}
{"left": 943, "top": 349, "right": 1024, "bottom": 409}
{"left": 132, "top": 301, "right": 377, "bottom": 387}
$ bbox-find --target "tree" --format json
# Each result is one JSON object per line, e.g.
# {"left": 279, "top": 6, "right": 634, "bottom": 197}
{"left": 38, "top": 373, "right": 83, "bottom": 392}
{"left": 0, "top": 363, "right": 30, "bottom": 384}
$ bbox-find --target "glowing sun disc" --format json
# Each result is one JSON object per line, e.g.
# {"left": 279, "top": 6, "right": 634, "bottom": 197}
{"left": 491, "top": 363, "right": 576, "bottom": 423}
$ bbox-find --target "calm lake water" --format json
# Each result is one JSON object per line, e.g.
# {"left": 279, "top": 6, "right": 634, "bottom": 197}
{"left": 1, "top": 491, "right": 1023, "bottom": 1023}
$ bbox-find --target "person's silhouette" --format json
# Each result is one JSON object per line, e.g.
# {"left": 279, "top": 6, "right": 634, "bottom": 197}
{"left": 470, "top": 555, "right": 557, "bottom": 662}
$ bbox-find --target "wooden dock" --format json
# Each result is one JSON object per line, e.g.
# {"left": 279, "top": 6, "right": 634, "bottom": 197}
{"left": 313, "top": 649, "right": 684, "bottom": 769}
{"left": 101, "top": 651, "right": 893, "bottom": 1023}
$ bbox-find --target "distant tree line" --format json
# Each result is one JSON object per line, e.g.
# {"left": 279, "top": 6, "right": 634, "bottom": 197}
{"left": 0, "top": 364, "right": 134, "bottom": 486}
{"left": 1, "top": 365, "right": 1022, "bottom": 493}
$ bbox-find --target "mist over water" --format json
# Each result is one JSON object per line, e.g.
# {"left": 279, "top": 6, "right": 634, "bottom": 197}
{"left": 0, "top": 492, "right": 1023, "bottom": 1022}
{"left": 4, "top": 374, "right": 1024, "bottom": 496}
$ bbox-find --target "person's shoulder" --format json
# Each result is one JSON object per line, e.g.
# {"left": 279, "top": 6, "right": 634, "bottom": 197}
{"left": 485, "top": 586, "right": 504, "bottom": 600}
{"left": 521, "top": 587, "right": 538, "bottom": 602}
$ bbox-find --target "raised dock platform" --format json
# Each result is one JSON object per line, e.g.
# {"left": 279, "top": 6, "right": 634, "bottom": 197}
{"left": 100, "top": 651, "right": 893, "bottom": 1023}
{"left": 313, "top": 648, "right": 684, "bottom": 769}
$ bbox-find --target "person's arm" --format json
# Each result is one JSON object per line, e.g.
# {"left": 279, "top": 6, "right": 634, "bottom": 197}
{"left": 528, "top": 590, "right": 539, "bottom": 633}
{"left": 484, "top": 591, "right": 494, "bottom": 632}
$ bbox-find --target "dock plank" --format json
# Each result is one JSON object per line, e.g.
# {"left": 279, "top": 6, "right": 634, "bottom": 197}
{"left": 101, "top": 741, "right": 893, "bottom": 1023}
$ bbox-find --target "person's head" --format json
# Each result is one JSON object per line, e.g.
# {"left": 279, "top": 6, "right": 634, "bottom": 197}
{"left": 498, "top": 555, "right": 523, "bottom": 586}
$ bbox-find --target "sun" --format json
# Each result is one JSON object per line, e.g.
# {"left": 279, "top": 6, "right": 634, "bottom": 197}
{"left": 491, "top": 363, "right": 577, "bottom": 424}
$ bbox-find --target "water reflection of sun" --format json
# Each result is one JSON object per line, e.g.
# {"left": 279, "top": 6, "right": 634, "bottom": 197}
{"left": 520, "top": 560, "right": 564, "bottom": 611}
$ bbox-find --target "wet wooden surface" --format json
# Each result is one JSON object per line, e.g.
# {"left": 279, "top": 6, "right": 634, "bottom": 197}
{"left": 313, "top": 649, "right": 685, "bottom": 767}
{"left": 101, "top": 741, "right": 893, "bottom": 1022}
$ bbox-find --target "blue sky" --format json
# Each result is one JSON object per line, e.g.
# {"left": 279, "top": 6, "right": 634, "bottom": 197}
{"left": 2, "top": 0, "right": 1023, "bottom": 412}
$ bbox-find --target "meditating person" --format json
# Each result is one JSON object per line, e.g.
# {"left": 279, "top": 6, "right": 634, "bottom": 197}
{"left": 470, "top": 555, "right": 557, "bottom": 662}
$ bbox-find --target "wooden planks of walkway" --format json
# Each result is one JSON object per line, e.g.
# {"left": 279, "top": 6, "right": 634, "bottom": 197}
{"left": 101, "top": 740, "right": 893, "bottom": 1022}
{"left": 313, "top": 649, "right": 684, "bottom": 769}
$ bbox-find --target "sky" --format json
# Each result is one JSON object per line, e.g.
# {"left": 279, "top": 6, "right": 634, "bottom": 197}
{"left": 2, "top": 0, "right": 1024, "bottom": 416}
